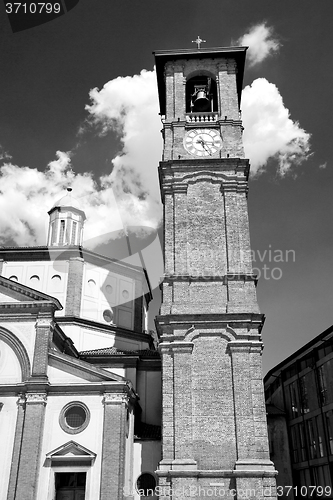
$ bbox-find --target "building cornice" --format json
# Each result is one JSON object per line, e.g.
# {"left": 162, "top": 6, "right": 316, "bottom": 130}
{"left": 55, "top": 316, "right": 155, "bottom": 347}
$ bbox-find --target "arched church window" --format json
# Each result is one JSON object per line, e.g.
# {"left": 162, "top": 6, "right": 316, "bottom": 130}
{"left": 9, "top": 276, "right": 18, "bottom": 282}
{"left": 50, "top": 274, "right": 62, "bottom": 292}
{"left": 50, "top": 221, "right": 56, "bottom": 245}
{"left": 186, "top": 75, "right": 218, "bottom": 113}
{"left": 59, "top": 220, "right": 65, "bottom": 245}
{"left": 136, "top": 472, "right": 157, "bottom": 496}
{"left": 30, "top": 275, "right": 40, "bottom": 282}
{"left": 71, "top": 221, "right": 77, "bottom": 245}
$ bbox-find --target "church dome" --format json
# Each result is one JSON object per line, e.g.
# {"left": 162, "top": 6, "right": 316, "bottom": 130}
{"left": 53, "top": 188, "right": 81, "bottom": 210}
{"left": 47, "top": 188, "right": 86, "bottom": 247}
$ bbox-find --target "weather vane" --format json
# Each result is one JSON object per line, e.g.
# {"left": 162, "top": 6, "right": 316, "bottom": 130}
{"left": 192, "top": 36, "right": 206, "bottom": 49}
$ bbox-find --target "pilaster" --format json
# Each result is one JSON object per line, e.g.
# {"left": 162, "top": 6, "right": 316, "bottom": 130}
{"left": 100, "top": 393, "right": 129, "bottom": 500}
{"left": 15, "top": 393, "right": 47, "bottom": 500}
{"left": 7, "top": 396, "right": 25, "bottom": 500}
{"left": 163, "top": 189, "right": 175, "bottom": 275}
{"left": 31, "top": 315, "right": 53, "bottom": 380}
{"left": 173, "top": 185, "right": 188, "bottom": 276}
{"left": 159, "top": 345, "right": 174, "bottom": 462}
{"left": 65, "top": 256, "right": 84, "bottom": 316}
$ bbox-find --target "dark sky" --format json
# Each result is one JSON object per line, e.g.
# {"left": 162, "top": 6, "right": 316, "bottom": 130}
{"left": 1, "top": 0, "right": 333, "bottom": 373}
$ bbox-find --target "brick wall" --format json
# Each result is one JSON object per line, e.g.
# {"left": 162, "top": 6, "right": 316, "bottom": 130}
{"left": 155, "top": 48, "right": 277, "bottom": 500}
{"left": 65, "top": 256, "right": 84, "bottom": 316}
{"left": 14, "top": 394, "right": 47, "bottom": 500}
{"left": 100, "top": 394, "right": 128, "bottom": 500}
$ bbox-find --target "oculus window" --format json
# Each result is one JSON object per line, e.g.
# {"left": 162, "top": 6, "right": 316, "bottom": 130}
{"left": 59, "top": 402, "right": 90, "bottom": 435}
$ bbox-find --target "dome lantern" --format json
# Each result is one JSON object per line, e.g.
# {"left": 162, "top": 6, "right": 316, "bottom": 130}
{"left": 47, "top": 188, "right": 86, "bottom": 247}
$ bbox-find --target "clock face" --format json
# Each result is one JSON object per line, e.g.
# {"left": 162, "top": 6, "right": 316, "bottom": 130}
{"left": 184, "top": 128, "right": 223, "bottom": 157}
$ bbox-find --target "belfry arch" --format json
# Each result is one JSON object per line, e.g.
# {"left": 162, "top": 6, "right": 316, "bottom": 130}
{"left": 185, "top": 74, "right": 218, "bottom": 113}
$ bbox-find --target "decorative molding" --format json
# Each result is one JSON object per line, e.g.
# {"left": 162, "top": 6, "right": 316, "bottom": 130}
{"left": 226, "top": 273, "right": 257, "bottom": 282}
{"left": 0, "top": 275, "right": 62, "bottom": 309}
{"left": 159, "top": 341, "right": 194, "bottom": 354}
{"left": 46, "top": 440, "right": 96, "bottom": 465}
{"left": 217, "top": 61, "right": 228, "bottom": 72}
{"left": 102, "top": 392, "right": 130, "bottom": 406}
{"left": 36, "top": 316, "right": 53, "bottom": 328}
{"left": 17, "top": 394, "right": 26, "bottom": 407}
{"left": 26, "top": 393, "right": 47, "bottom": 405}
{"left": 163, "top": 274, "right": 226, "bottom": 283}
{"left": 227, "top": 340, "right": 263, "bottom": 354}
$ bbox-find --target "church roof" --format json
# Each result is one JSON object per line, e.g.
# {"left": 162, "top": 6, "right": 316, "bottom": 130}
{"left": 0, "top": 275, "right": 62, "bottom": 311}
{"left": 79, "top": 346, "right": 160, "bottom": 358}
{"left": 52, "top": 188, "right": 81, "bottom": 210}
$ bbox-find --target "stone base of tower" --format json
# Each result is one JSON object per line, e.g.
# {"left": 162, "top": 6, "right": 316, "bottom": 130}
{"left": 156, "top": 461, "right": 278, "bottom": 499}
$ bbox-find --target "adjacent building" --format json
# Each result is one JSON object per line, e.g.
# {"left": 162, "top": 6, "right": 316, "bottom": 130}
{"left": 265, "top": 325, "right": 333, "bottom": 499}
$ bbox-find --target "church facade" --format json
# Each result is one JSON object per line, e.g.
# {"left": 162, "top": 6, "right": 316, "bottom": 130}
{"left": 0, "top": 44, "right": 277, "bottom": 500}
{"left": 0, "top": 189, "right": 162, "bottom": 500}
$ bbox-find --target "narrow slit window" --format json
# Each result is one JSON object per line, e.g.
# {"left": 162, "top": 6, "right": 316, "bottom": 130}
{"left": 71, "top": 221, "right": 77, "bottom": 245}
{"left": 59, "top": 220, "right": 65, "bottom": 245}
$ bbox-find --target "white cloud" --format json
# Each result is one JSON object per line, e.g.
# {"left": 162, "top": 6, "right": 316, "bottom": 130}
{"left": 85, "top": 69, "right": 162, "bottom": 204}
{"left": 237, "top": 23, "right": 280, "bottom": 67}
{"left": 0, "top": 66, "right": 311, "bottom": 247}
{"left": 0, "top": 70, "right": 163, "bottom": 248}
{"left": 242, "top": 78, "right": 311, "bottom": 176}
{"left": 0, "top": 152, "right": 88, "bottom": 246}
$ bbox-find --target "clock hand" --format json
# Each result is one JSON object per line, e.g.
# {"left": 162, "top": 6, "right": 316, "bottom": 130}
{"left": 197, "top": 139, "right": 212, "bottom": 155}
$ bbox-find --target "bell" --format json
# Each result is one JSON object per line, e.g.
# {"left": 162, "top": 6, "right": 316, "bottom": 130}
{"left": 194, "top": 90, "right": 210, "bottom": 112}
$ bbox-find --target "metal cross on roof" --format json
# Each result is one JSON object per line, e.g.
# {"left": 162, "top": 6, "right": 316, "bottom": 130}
{"left": 192, "top": 36, "right": 206, "bottom": 49}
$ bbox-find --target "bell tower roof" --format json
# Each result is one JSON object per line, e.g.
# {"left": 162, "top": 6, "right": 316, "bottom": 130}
{"left": 47, "top": 188, "right": 86, "bottom": 247}
{"left": 153, "top": 45, "right": 248, "bottom": 114}
{"left": 51, "top": 187, "right": 81, "bottom": 211}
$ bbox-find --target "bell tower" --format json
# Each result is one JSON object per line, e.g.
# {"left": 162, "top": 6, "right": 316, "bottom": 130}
{"left": 154, "top": 45, "right": 277, "bottom": 499}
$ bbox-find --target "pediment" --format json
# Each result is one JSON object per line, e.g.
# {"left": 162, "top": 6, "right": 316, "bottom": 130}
{"left": 0, "top": 276, "right": 61, "bottom": 309}
{"left": 49, "top": 350, "right": 128, "bottom": 383}
{"left": 46, "top": 441, "right": 96, "bottom": 465}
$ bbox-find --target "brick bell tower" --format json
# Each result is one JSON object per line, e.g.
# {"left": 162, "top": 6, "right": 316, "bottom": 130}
{"left": 154, "top": 42, "right": 277, "bottom": 500}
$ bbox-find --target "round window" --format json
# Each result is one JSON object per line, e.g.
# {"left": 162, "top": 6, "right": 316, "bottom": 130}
{"left": 103, "top": 309, "right": 114, "bottom": 323}
{"left": 59, "top": 402, "right": 90, "bottom": 434}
